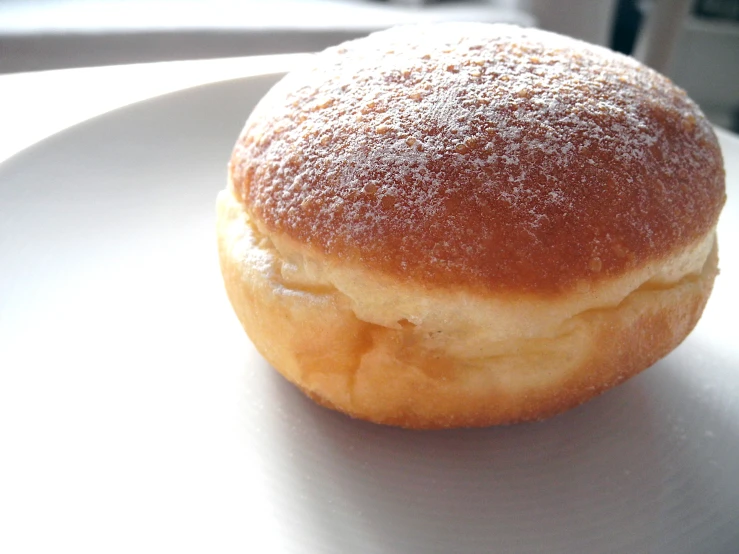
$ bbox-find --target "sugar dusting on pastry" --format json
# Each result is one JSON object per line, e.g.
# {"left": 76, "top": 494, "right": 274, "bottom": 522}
{"left": 231, "top": 23, "right": 724, "bottom": 294}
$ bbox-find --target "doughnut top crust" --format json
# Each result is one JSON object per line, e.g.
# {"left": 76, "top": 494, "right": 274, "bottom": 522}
{"left": 230, "top": 23, "right": 725, "bottom": 294}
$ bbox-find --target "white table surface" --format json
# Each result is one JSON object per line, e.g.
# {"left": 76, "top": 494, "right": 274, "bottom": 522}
{"left": 0, "top": 1, "right": 534, "bottom": 73}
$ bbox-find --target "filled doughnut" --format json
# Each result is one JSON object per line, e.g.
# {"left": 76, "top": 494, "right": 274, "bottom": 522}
{"left": 217, "top": 23, "right": 725, "bottom": 428}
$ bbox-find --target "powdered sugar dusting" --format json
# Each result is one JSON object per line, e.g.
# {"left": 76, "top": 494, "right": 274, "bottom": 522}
{"left": 230, "top": 23, "right": 724, "bottom": 293}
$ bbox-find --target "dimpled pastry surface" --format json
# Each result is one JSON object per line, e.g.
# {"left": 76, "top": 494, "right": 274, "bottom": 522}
{"left": 230, "top": 23, "right": 725, "bottom": 295}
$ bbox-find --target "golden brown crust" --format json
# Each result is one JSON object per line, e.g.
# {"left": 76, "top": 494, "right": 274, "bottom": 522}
{"left": 230, "top": 23, "right": 725, "bottom": 294}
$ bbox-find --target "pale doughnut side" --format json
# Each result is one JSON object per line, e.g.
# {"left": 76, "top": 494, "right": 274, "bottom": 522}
{"left": 217, "top": 189, "right": 718, "bottom": 428}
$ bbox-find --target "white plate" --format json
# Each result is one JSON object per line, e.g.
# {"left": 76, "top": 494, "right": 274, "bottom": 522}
{"left": 1, "top": 75, "right": 738, "bottom": 554}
